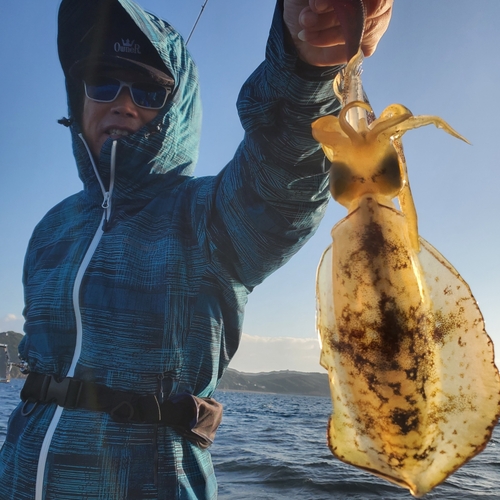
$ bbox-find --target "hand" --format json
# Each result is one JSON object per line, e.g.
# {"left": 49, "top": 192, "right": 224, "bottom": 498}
{"left": 283, "top": 0, "right": 394, "bottom": 67}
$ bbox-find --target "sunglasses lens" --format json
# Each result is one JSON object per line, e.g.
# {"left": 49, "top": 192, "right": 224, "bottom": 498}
{"left": 130, "top": 83, "right": 168, "bottom": 109}
{"left": 84, "top": 78, "right": 170, "bottom": 109}
{"left": 85, "top": 77, "right": 121, "bottom": 102}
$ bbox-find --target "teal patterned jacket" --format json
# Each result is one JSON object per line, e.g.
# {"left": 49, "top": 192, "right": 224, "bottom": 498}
{"left": 0, "top": 0, "right": 341, "bottom": 498}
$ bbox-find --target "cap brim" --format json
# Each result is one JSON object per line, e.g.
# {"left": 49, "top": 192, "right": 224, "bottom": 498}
{"left": 70, "top": 55, "right": 174, "bottom": 87}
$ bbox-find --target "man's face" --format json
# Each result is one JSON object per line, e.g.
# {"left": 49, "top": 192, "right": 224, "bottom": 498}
{"left": 81, "top": 69, "right": 162, "bottom": 158}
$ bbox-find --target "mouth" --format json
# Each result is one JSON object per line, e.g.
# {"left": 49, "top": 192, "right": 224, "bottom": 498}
{"left": 106, "top": 128, "right": 132, "bottom": 138}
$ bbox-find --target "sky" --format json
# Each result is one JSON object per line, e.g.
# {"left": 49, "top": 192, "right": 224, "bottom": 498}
{"left": 1, "top": 1, "right": 499, "bottom": 373}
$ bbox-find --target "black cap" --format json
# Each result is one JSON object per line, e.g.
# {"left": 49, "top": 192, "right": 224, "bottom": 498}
{"left": 64, "top": 1, "right": 174, "bottom": 86}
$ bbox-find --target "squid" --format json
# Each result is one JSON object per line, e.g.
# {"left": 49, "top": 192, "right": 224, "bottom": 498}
{"left": 312, "top": 49, "right": 500, "bottom": 497}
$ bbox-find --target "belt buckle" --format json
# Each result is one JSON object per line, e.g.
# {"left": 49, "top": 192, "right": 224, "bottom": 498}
{"left": 42, "top": 375, "right": 83, "bottom": 409}
{"left": 110, "top": 400, "right": 136, "bottom": 422}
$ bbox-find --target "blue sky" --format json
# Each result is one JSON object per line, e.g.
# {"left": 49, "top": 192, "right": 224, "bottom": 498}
{"left": 1, "top": 1, "right": 499, "bottom": 372}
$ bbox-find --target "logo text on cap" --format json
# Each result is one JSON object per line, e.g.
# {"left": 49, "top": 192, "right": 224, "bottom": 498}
{"left": 114, "top": 39, "right": 142, "bottom": 55}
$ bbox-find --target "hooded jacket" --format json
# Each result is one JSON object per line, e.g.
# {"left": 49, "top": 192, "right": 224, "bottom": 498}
{"left": 0, "top": 0, "right": 341, "bottom": 498}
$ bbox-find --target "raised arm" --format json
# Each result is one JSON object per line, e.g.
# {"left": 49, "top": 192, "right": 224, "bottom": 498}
{"left": 203, "top": 1, "right": 394, "bottom": 288}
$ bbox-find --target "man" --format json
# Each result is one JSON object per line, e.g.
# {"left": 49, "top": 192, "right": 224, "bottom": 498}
{"left": 0, "top": 0, "right": 392, "bottom": 498}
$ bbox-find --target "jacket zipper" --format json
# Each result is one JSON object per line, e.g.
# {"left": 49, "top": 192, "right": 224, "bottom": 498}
{"left": 35, "top": 138, "right": 117, "bottom": 500}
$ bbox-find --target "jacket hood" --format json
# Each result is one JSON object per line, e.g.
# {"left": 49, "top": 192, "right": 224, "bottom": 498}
{"left": 58, "top": 0, "right": 202, "bottom": 199}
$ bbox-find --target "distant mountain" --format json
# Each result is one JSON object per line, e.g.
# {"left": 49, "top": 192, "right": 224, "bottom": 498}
{"left": 0, "top": 331, "right": 25, "bottom": 379}
{"left": 218, "top": 368, "right": 330, "bottom": 397}
{"left": 1, "top": 332, "right": 331, "bottom": 397}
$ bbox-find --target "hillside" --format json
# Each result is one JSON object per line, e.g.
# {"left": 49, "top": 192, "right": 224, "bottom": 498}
{"left": 218, "top": 368, "right": 330, "bottom": 397}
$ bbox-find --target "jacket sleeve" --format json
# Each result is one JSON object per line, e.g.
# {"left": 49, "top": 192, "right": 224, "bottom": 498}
{"left": 207, "top": 1, "right": 343, "bottom": 288}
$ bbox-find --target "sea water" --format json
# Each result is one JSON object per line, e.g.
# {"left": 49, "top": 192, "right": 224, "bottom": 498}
{"left": 212, "top": 391, "right": 500, "bottom": 499}
{"left": 1, "top": 380, "right": 499, "bottom": 499}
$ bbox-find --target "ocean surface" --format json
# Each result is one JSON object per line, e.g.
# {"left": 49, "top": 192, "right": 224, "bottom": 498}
{"left": 1, "top": 379, "right": 499, "bottom": 499}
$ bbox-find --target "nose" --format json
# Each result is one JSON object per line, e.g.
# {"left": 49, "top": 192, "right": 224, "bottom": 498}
{"left": 110, "top": 88, "right": 139, "bottom": 116}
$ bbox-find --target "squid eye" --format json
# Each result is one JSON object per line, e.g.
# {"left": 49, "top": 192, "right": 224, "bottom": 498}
{"left": 370, "top": 149, "right": 402, "bottom": 197}
{"left": 329, "top": 161, "right": 352, "bottom": 203}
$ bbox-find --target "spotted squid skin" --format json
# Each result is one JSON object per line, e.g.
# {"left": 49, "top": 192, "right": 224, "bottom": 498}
{"left": 314, "top": 101, "right": 500, "bottom": 496}
{"left": 317, "top": 197, "right": 500, "bottom": 495}
{"left": 320, "top": 195, "right": 434, "bottom": 495}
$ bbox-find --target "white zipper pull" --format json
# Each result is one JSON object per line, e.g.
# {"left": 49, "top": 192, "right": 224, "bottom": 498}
{"left": 101, "top": 141, "right": 117, "bottom": 231}
{"left": 102, "top": 191, "right": 110, "bottom": 209}
{"left": 101, "top": 192, "right": 111, "bottom": 231}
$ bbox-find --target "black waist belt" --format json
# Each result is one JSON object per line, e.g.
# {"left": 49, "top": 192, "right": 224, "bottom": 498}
{"left": 21, "top": 372, "right": 223, "bottom": 449}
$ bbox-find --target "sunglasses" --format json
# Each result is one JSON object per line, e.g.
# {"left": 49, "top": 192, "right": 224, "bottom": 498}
{"left": 83, "top": 77, "right": 172, "bottom": 110}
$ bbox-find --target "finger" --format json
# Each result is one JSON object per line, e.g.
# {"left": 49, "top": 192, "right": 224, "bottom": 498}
{"left": 299, "top": 9, "right": 339, "bottom": 31}
{"left": 306, "top": 45, "right": 349, "bottom": 66}
{"left": 309, "top": 0, "right": 336, "bottom": 14}
{"left": 306, "top": 1, "right": 392, "bottom": 25}
{"left": 361, "top": 6, "right": 392, "bottom": 55}
{"left": 363, "top": 0, "right": 393, "bottom": 19}
{"left": 298, "top": 25, "right": 345, "bottom": 48}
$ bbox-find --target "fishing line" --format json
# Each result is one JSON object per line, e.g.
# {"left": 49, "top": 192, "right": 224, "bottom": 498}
{"left": 186, "top": 0, "right": 210, "bottom": 46}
